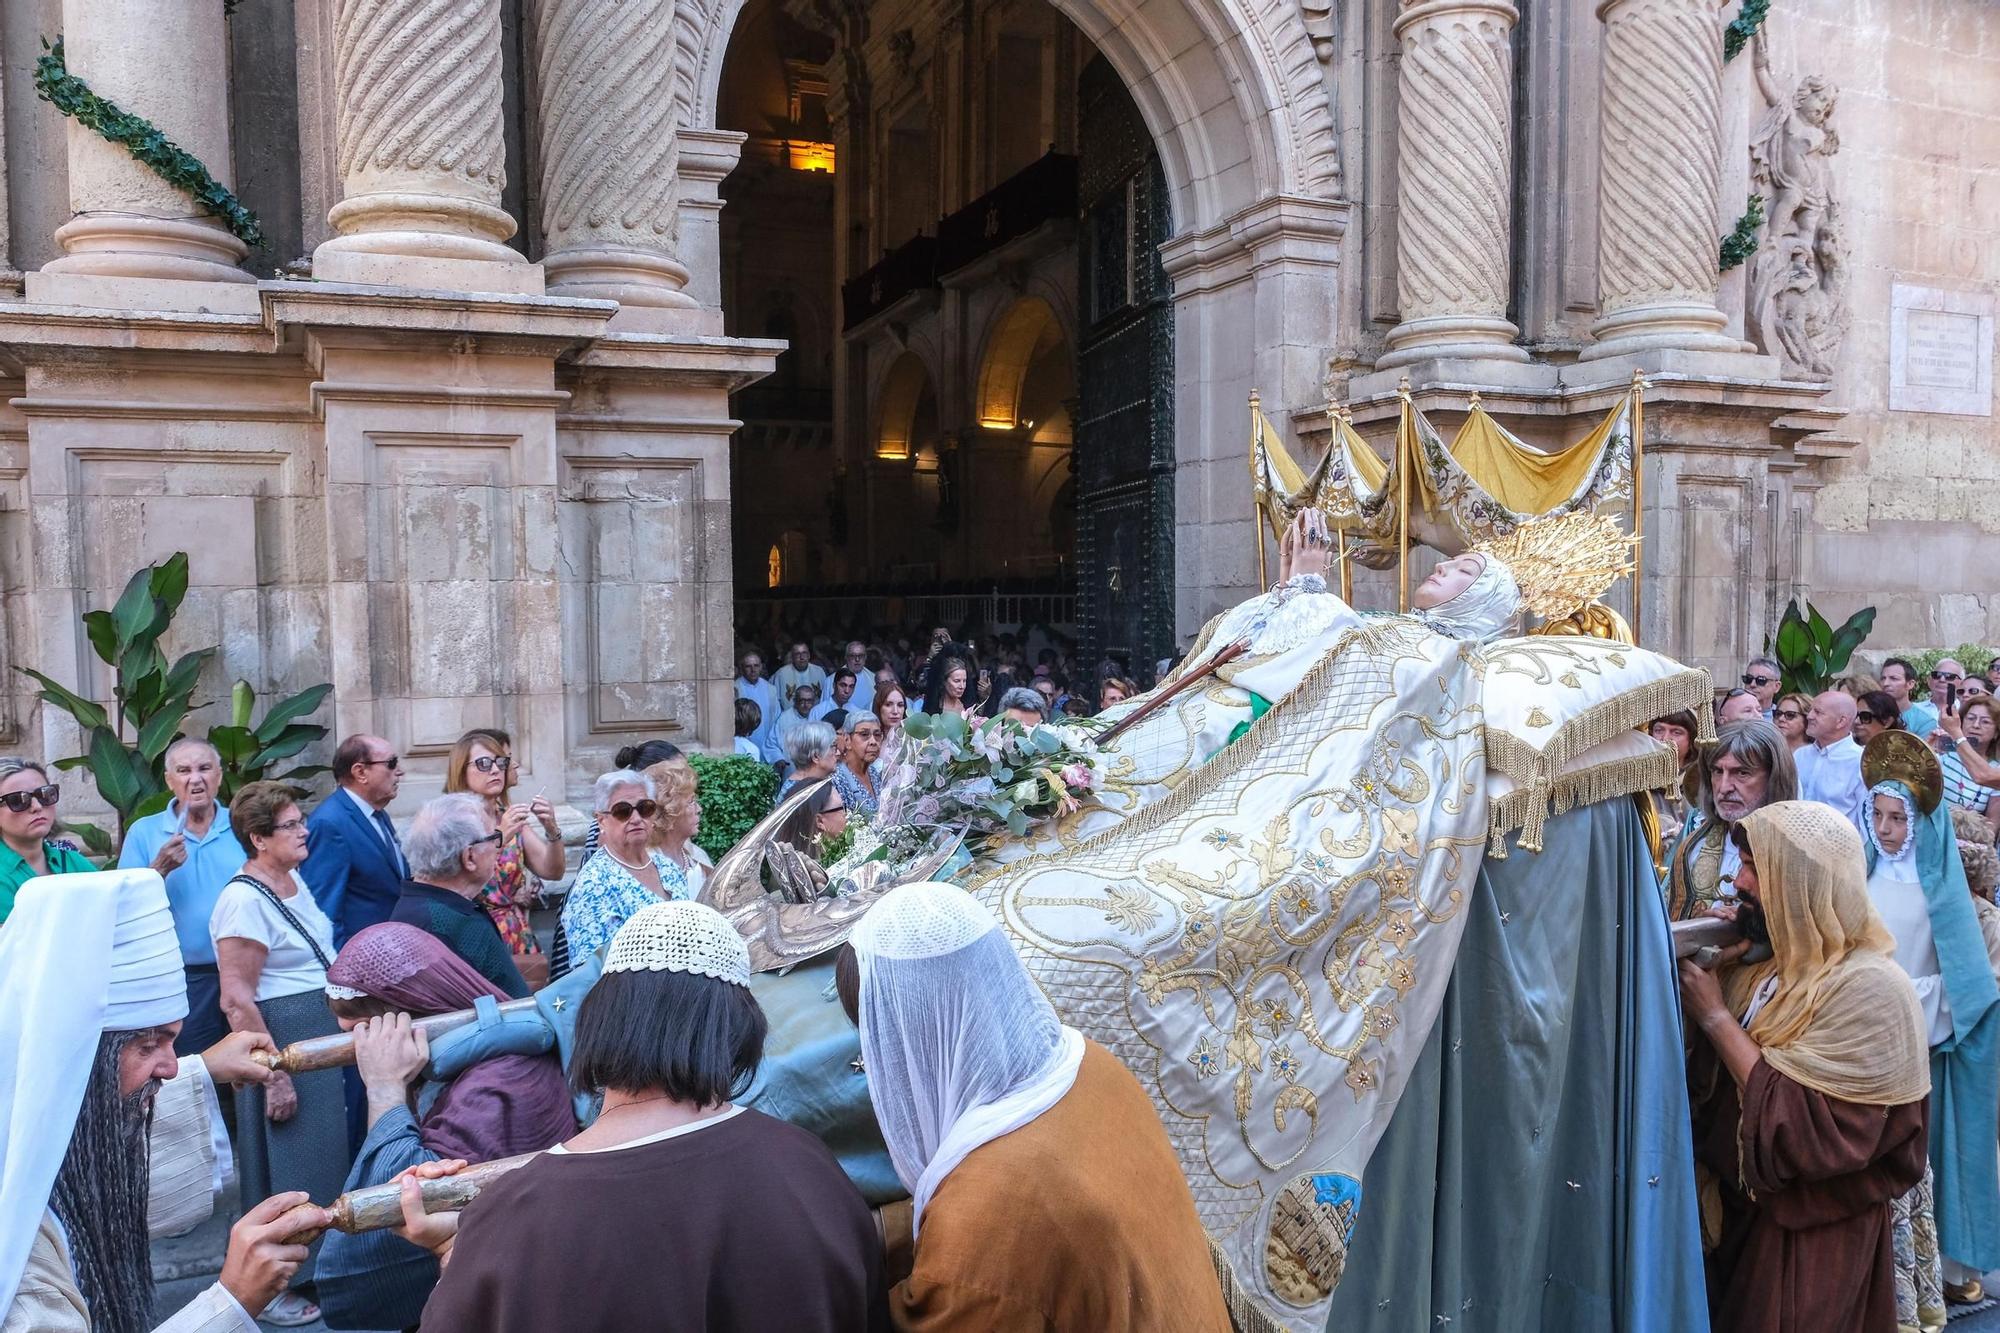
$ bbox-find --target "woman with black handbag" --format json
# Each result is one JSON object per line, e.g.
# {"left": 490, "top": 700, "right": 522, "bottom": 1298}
{"left": 210, "top": 779, "right": 348, "bottom": 1326}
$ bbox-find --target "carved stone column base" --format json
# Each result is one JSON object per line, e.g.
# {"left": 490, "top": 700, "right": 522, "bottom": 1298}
{"left": 313, "top": 193, "right": 539, "bottom": 293}
{"left": 544, "top": 246, "right": 696, "bottom": 307}
{"left": 44, "top": 214, "right": 251, "bottom": 284}
{"left": 1376, "top": 314, "right": 1530, "bottom": 368}
{"left": 1579, "top": 303, "right": 1746, "bottom": 360}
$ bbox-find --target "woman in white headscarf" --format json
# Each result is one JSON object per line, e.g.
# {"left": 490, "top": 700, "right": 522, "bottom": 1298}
{"left": 841, "top": 883, "right": 1228, "bottom": 1332}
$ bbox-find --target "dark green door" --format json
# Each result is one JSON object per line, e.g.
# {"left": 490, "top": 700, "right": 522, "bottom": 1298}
{"left": 1075, "top": 57, "right": 1174, "bottom": 686}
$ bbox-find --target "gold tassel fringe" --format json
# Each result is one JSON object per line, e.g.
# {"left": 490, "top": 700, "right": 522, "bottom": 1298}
{"left": 1485, "top": 735, "right": 1683, "bottom": 855}
{"left": 1208, "top": 1237, "right": 1295, "bottom": 1333}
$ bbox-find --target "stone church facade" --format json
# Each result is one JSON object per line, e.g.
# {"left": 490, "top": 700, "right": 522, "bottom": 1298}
{"left": 0, "top": 0, "right": 1992, "bottom": 811}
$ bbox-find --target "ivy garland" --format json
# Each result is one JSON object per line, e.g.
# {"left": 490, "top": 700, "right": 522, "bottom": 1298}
{"left": 33, "top": 38, "right": 263, "bottom": 250}
{"left": 1723, "top": 0, "right": 1771, "bottom": 61}
{"left": 1718, "top": 193, "right": 1765, "bottom": 272}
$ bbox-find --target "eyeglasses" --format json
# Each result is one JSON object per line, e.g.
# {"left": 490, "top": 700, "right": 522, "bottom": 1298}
{"left": 270, "top": 816, "right": 307, "bottom": 833}
{"left": 1741, "top": 674, "right": 1777, "bottom": 688}
{"left": 1933, "top": 671, "right": 1963, "bottom": 682}
{"left": 602, "top": 800, "right": 659, "bottom": 821}
{"left": 1855, "top": 711, "right": 1880, "bottom": 724}
{"left": 359, "top": 755, "right": 401, "bottom": 771}
{"left": 0, "top": 784, "right": 59, "bottom": 813}
{"left": 823, "top": 804, "right": 847, "bottom": 816}
{"left": 469, "top": 755, "right": 514, "bottom": 774}
{"left": 464, "top": 830, "right": 503, "bottom": 850}
{"left": 1772, "top": 709, "right": 1804, "bottom": 722}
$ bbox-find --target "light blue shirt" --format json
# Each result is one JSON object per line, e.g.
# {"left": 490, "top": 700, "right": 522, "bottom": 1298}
{"left": 117, "top": 800, "right": 242, "bottom": 965}
{"left": 1905, "top": 699, "right": 1941, "bottom": 739}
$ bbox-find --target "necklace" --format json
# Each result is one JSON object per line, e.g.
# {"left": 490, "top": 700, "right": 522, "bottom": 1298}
{"left": 602, "top": 844, "right": 653, "bottom": 873}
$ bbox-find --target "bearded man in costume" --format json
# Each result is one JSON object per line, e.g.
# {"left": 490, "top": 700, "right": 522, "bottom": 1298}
{"left": 1669, "top": 719, "right": 1799, "bottom": 920}
{"left": 0, "top": 869, "right": 331, "bottom": 1332}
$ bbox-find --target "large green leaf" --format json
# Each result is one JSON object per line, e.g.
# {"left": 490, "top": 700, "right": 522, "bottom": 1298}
{"left": 231, "top": 679, "right": 255, "bottom": 730}
{"left": 130, "top": 789, "right": 173, "bottom": 822}
{"left": 109, "top": 565, "right": 160, "bottom": 656}
{"left": 15, "top": 667, "right": 110, "bottom": 731}
{"left": 206, "top": 723, "right": 260, "bottom": 768}
{"left": 149, "top": 552, "right": 191, "bottom": 617}
{"left": 252, "top": 683, "right": 333, "bottom": 744}
{"left": 1807, "top": 604, "right": 1833, "bottom": 647}
{"left": 82, "top": 610, "right": 118, "bottom": 667}
{"left": 86, "top": 725, "right": 148, "bottom": 814}
{"left": 57, "top": 819, "right": 112, "bottom": 858}
{"left": 159, "top": 649, "right": 213, "bottom": 710}
{"left": 249, "top": 724, "right": 323, "bottom": 768}
{"left": 1774, "top": 619, "right": 1812, "bottom": 666}
{"left": 136, "top": 699, "right": 192, "bottom": 763}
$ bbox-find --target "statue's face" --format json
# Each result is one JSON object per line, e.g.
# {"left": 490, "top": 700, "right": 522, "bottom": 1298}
{"left": 1798, "top": 83, "right": 1834, "bottom": 125}
{"left": 1411, "top": 553, "right": 1485, "bottom": 610}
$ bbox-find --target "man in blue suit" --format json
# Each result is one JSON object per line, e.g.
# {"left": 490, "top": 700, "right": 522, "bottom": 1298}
{"left": 301, "top": 733, "right": 407, "bottom": 948}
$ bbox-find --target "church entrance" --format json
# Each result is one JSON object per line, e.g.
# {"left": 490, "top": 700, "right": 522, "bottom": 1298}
{"left": 714, "top": 0, "right": 1173, "bottom": 689}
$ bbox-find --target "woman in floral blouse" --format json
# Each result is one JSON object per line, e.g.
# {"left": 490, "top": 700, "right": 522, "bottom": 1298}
{"left": 445, "top": 728, "right": 564, "bottom": 988}
{"left": 561, "top": 769, "right": 689, "bottom": 960}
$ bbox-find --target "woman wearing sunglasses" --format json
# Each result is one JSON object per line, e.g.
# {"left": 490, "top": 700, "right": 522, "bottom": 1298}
{"left": 446, "top": 729, "right": 564, "bottom": 989}
{"left": 1771, "top": 693, "right": 1815, "bottom": 752}
{"left": 559, "top": 769, "right": 690, "bottom": 962}
{"left": 0, "top": 757, "right": 92, "bottom": 925}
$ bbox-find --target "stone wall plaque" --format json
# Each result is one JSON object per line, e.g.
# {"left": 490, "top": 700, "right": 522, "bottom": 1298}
{"left": 1889, "top": 282, "right": 1994, "bottom": 416}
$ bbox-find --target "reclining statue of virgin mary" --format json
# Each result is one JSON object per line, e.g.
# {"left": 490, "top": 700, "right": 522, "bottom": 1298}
{"left": 700, "top": 508, "right": 1717, "bottom": 1333}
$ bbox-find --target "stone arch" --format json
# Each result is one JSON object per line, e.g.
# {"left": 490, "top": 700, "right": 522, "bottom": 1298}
{"left": 682, "top": 0, "right": 1337, "bottom": 237}
{"left": 872, "top": 351, "right": 935, "bottom": 461}
{"left": 974, "top": 296, "right": 1065, "bottom": 430}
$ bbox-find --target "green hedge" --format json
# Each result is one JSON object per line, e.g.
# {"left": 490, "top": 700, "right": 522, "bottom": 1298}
{"left": 688, "top": 753, "right": 778, "bottom": 862}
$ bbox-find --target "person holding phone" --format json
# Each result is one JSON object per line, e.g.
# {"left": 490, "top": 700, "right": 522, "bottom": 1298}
{"left": 444, "top": 729, "right": 562, "bottom": 990}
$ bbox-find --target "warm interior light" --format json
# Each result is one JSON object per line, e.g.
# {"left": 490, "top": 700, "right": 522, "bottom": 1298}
{"left": 786, "top": 140, "right": 836, "bottom": 173}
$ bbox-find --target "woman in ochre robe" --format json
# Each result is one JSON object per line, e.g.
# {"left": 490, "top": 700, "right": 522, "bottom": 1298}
{"left": 1681, "top": 801, "right": 1933, "bottom": 1333}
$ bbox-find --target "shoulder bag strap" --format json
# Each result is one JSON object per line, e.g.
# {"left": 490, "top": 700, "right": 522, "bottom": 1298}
{"left": 228, "top": 873, "right": 335, "bottom": 971}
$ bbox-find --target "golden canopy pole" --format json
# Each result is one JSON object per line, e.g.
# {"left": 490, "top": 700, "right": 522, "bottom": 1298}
{"left": 1334, "top": 403, "right": 1355, "bottom": 604}
{"left": 1250, "top": 390, "right": 1269, "bottom": 589}
{"left": 1629, "top": 368, "right": 1646, "bottom": 644}
{"left": 1397, "top": 377, "right": 1413, "bottom": 612}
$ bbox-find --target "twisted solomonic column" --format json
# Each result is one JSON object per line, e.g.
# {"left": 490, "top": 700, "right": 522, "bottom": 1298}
{"left": 312, "top": 0, "right": 529, "bottom": 285}
{"left": 1378, "top": 0, "right": 1528, "bottom": 368}
{"left": 44, "top": 0, "right": 250, "bottom": 283}
{"left": 535, "top": 0, "right": 693, "bottom": 306}
{"left": 1581, "top": 0, "right": 1742, "bottom": 359}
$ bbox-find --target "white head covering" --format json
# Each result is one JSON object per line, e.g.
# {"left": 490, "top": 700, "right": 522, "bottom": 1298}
{"left": 1864, "top": 781, "right": 1919, "bottom": 883}
{"left": 1419, "top": 552, "right": 1521, "bottom": 641}
{"left": 850, "top": 883, "right": 1085, "bottom": 1236}
{"left": 0, "top": 869, "right": 187, "bottom": 1316}
{"left": 603, "top": 900, "right": 751, "bottom": 986}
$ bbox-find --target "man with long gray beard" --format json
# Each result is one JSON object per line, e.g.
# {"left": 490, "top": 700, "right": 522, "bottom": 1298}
{"left": 1, "top": 868, "right": 331, "bottom": 1332}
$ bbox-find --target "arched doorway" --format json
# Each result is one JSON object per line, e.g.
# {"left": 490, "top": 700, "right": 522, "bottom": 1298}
{"left": 702, "top": 0, "right": 1342, "bottom": 664}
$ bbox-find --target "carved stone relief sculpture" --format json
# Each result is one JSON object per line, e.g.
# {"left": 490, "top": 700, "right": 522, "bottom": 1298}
{"left": 1746, "top": 28, "right": 1847, "bottom": 380}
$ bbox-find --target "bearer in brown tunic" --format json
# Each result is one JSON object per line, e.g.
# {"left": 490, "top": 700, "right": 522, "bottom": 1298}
{"left": 844, "top": 883, "right": 1230, "bottom": 1333}
{"left": 1680, "top": 801, "right": 1932, "bottom": 1333}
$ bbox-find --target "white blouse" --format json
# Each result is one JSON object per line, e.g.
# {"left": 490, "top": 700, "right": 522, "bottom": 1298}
{"left": 1866, "top": 861, "right": 1953, "bottom": 1046}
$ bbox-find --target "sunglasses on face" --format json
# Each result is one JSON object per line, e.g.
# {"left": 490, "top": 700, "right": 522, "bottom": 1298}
{"left": 1855, "top": 711, "right": 1880, "bottom": 724}
{"left": 1933, "top": 671, "right": 1963, "bottom": 682}
{"left": 359, "top": 755, "right": 401, "bottom": 771}
{"left": 602, "top": 800, "right": 659, "bottom": 821}
{"left": 470, "top": 755, "right": 514, "bottom": 774}
{"left": 1741, "top": 674, "right": 1777, "bottom": 688}
{"left": 0, "top": 784, "right": 59, "bottom": 813}
{"left": 465, "top": 830, "right": 503, "bottom": 850}
{"left": 1773, "top": 708, "right": 1804, "bottom": 721}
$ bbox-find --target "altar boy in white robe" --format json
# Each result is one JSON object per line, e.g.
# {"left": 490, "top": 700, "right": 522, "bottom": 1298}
{"left": 0, "top": 869, "right": 331, "bottom": 1333}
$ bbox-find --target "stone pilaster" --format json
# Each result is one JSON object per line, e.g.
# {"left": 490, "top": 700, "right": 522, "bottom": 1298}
{"left": 42, "top": 0, "right": 250, "bottom": 283}
{"left": 311, "top": 0, "right": 535, "bottom": 291}
{"left": 1378, "top": 0, "right": 1528, "bottom": 368}
{"left": 1581, "top": 0, "right": 1742, "bottom": 359}
{"left": 535, "top": 0, "right": 692, "bottom": 308}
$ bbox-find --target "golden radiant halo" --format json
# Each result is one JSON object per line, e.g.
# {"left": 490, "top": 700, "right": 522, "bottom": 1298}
{"left": 1473, "top": 512, "right": 1639, "bottom": 624}
{"left": 1862, "top": 729, "right": 1944, "bottom": 816}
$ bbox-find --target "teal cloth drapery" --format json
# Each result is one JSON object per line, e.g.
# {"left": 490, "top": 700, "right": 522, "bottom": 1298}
{"left": 1324, "top": 798, "right": 1709, "bottom": 1332}
{"left": 1865, "top": 780, "right": 2000, "bottom": 1271}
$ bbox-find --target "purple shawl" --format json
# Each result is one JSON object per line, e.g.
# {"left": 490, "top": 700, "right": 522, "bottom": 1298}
{"left": 328, "top": 923, "right": 574, "bottom": 1161}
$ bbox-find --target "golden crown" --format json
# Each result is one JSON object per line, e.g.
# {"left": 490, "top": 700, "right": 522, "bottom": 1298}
{"left": 1474, "top": 511, "right": 1639, "bottom": 623}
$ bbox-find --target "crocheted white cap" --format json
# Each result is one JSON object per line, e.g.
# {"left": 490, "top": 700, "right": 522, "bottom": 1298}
{"left": 849, "top": 881, "right": 997, "bottom": 961}
{"left": 324, "top": 982, "right": 369, "bottom": 1001}
{"left": 603, "top": 900, "right": 752, "bottom": 987}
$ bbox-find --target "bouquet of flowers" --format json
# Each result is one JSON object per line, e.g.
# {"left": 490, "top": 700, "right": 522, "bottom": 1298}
{"left": 869, "top": 711, "right": 1108, "bottom": 861}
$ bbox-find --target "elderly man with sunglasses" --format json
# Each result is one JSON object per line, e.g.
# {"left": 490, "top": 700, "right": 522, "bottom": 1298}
{"left": 388, "top": 793, "right": 528, "bottom": 997}
{"left": 1905, "top": 658, "right": 1964, "bottom": 740}
{"left": 0, "top": 758, "right": 92, "bottom": 925}
{"left": 301, "top": 734, "right": 409, "bottom": 950}
{"left": 1740, "top": 655, "right": 1784, "bottom": 718}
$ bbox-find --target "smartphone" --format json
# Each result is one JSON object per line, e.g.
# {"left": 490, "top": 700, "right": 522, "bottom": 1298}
{"left": 1949, "top": 683, "right": 1960, "bottom": 716}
